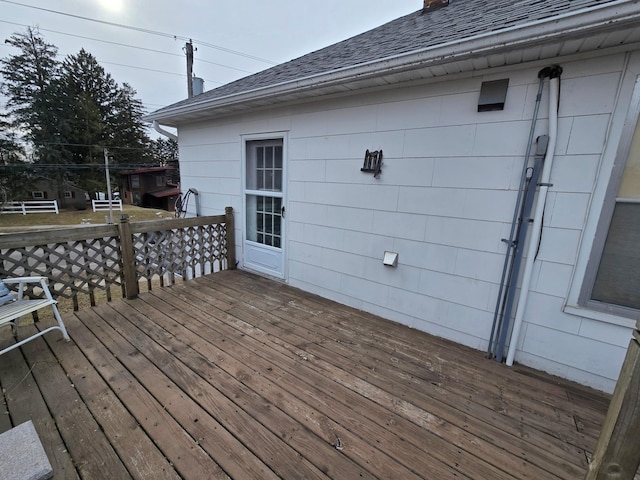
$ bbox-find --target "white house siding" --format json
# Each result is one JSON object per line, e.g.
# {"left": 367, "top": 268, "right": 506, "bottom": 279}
{"left": 176, "top": 49, "right": 640, "bottom": 393}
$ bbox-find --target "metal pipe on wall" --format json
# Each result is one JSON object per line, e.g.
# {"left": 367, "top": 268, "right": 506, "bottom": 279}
{"left": 506, "top": 69, "right": 562, "bottom": 366}
{"left": 487, "top": 74, "right": 546, "bottom": 359}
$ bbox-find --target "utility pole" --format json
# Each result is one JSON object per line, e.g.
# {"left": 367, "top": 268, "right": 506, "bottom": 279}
{"left": 104, "top": 148, "right": 114, "bottom": 224}
{"left": 185, "top": 40, "right": 194, "bottom": 98}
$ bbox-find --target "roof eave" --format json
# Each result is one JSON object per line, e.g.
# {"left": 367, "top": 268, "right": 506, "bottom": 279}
{"left": 145, "top": 0, "right": 640, "bottom": 126}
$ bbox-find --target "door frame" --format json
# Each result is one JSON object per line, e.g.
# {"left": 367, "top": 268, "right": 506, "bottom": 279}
{"left": 241, "top": 131, "right": 288, "bottom": 279}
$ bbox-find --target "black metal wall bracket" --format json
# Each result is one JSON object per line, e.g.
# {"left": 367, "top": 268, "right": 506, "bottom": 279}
{"left": 361, "top": 149, "right": 383, "bottom": 178}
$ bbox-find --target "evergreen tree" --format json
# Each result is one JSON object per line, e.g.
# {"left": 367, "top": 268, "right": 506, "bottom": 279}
{"left": 108, "top": 83, "right": 151, "bottom": 167}
{"left": 1, "top": 29, "right": 153, "bottom": 199}
{"left": 150, "top": 137, "right": 180, "bottom": 184}
{"left": 55, "top": 49, "right": 113, "bottom": 192}
{"left": 151, "top": 137, "right": 179, "bottom": 167}
{"left": 0, "top": 116, "right": 30, "bottom": 203}
{"left": 56, "top": 50, "right": 153, "bottom": 193}
{"left": 0, "top": 28, "right": 64, "bottom": 166}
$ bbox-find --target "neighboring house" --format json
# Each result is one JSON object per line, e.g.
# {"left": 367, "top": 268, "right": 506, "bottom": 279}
{"left": 29, "top": 178, "right": 87, "bottom": 210}
{"left": 121, "top": 166, "right": 180, "bottom": 212}
{"left": 145, "top": 0, "right": 640, "bottom": 393}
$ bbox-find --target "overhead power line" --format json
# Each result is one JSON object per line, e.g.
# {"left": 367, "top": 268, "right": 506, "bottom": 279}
{"left": 0, "top": 163, "right": 163, "bottom": 170}
{"left": 6, "top": 138, "right": 165, "bottom": 151}
{"left": 1, "top": 24, "right": 222, "bottom": 88}
{"left": 0, "top": 19, "right": 256, "bottom": 75}
{"left": 99, "top": 59, "right": 222, "bottom": 86}
{"left": 0, "top": 0, "right": 277, "bottom": 65}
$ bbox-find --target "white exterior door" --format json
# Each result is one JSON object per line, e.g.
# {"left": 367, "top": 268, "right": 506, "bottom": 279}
{"left": 243, "top": 138, "right": 286, "bottom": 278}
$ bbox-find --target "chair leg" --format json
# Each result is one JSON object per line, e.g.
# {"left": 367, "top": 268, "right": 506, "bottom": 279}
{"left": 50, "top": 303, "right": 69, "bottom": 341}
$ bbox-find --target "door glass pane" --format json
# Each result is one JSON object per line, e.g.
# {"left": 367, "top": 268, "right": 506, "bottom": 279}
{"left": 265, "top": 147, "right": 273, "bottom": 168}
{"left": 246, "top": 140, "right": 283, "bottom": 192}
{"left": 246, "top": 194, "right": 282, "bottom": 249}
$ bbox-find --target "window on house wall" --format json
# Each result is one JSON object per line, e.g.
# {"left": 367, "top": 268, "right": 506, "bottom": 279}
{"left": 131, "top": 175, "right": 140, "bottom": 188}
{"left": 156, "top": 175, "right": 165, "bottom": 187}
{"left": 64, "top": 191, "right": 74, "bottom": 199}
{"left": 32, "top": 191, "right": 44, "bottom": 199}
{"left": 583, "top": 109, "right": 640, "bottom": 314}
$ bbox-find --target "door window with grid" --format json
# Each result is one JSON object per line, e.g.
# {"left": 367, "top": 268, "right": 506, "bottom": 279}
{"left": 246, "top": 140, "right": 284, "bottom": 249}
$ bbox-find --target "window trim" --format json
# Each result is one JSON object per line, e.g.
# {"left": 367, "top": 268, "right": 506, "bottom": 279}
{"left": 578, "top": 75, "right": 640, "bottom": 319}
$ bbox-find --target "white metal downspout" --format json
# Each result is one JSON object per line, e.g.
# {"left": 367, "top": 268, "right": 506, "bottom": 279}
{"left": 506, "top": 75, "right": 560, "bottom": 366}
{"left": 152, "top": 120, "right": 178, "bottom": 142}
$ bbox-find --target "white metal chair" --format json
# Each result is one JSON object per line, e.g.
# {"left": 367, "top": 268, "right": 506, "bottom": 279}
{"left": 0, "top": 276, "right": 70, "bottom": 356}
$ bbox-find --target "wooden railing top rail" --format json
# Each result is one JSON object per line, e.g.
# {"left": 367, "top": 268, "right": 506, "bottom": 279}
{"left": 0, "top": 214, "right": 228, "bottom": 249}
{"left": 0, "top": 224, "right": 119, "bottom": 248}
{"left": 128, "top": 214, "right": 226, "bottom": 234}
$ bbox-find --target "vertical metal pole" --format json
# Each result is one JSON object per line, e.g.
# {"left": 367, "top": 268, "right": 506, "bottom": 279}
{"left": 495, "top": 135, "right": 549, "bottom": 362}
{"left": 487, "top": 76, "right": 546, "bottom": 358}
{"left": 104, "top": 148, "right": 114, "bottom": 224}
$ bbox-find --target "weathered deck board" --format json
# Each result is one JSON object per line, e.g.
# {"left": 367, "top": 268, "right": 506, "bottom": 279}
{"left": 0, "top": 269, "right": 617, "bottom": 479}
{"left": 196, "top": 274, "right": 591, "bottom": 478}
{"left": 156, "top": 281, "right": 550, "bottom": 479}
{"left": 71, "top": 310, "right": 229, "bottom": 480}
{"left": 17, "top": 325, "right": 132, "bottom": 480}
{"left": 0, "top": 331, "right": 79, "bottom": 480}
{"left": 42, "top": 317, "right": 182, "bottom": 480}
{"left": 136, "top": 289, "right": 454, "bottom": 479}
{"left": 196, "top": 274, "right": 593, "bottom": 472}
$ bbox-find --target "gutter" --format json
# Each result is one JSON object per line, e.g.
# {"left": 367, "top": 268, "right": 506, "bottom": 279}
{"left": 153, "top": 121, "right": 178, "bottom": 141}
{"left": 145, "top": 0, "right": 640, "bottom": 123}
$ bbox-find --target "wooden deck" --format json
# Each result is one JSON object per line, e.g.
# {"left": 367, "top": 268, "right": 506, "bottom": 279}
{"left": 0, "top": 270, "right": 613, "bottom": 479}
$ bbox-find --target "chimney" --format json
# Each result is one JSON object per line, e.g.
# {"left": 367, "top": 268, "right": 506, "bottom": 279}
{"left": 423, "top": 0, "right": 449, "bottom": 12}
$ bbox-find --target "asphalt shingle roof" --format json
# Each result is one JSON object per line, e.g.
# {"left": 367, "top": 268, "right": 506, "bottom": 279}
{"left": 154, "top": 0, "right": 619, "bottom": 114}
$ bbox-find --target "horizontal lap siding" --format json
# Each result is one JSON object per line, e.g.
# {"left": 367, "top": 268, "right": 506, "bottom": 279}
{"left": 177, "top": 51, "right": 635, "bottom": 392}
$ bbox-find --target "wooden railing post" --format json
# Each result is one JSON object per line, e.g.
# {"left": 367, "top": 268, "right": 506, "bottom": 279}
{"left": 586, "top": 318, "right": 640, "bottom": 479}
{"left": 118, "top": 214, "right": 139, "bottom": 299}
{"left": 225, "top": 206, "right": 236, "bottom": 270}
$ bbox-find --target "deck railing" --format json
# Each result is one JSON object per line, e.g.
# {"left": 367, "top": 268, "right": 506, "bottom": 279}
{"left": 0, "top": 206, "right": 235, "bottom": 309}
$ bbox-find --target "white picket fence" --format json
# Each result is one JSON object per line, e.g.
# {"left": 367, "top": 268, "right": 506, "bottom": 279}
{"left": 92, "top": 199, "right": 123, "bottom": 212}
{"left": 0, "top": 200, "right": 59, "bottom": 215}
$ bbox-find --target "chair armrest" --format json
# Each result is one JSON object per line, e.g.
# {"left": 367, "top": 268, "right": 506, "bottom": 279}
{"left": 2, "top": 277, "right": 51, "bottom": 302}
{"left": 3, "top": 276, "right": 48, "bottom": 284}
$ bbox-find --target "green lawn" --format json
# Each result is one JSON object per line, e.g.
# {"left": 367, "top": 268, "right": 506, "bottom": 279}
{"left": 0, "top": 204, "right": 175, "bottom": 232}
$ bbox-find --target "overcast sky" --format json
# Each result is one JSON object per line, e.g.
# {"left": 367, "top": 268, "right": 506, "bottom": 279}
{"left": 0, "top": 0, "right": 418, "bottom": 135}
